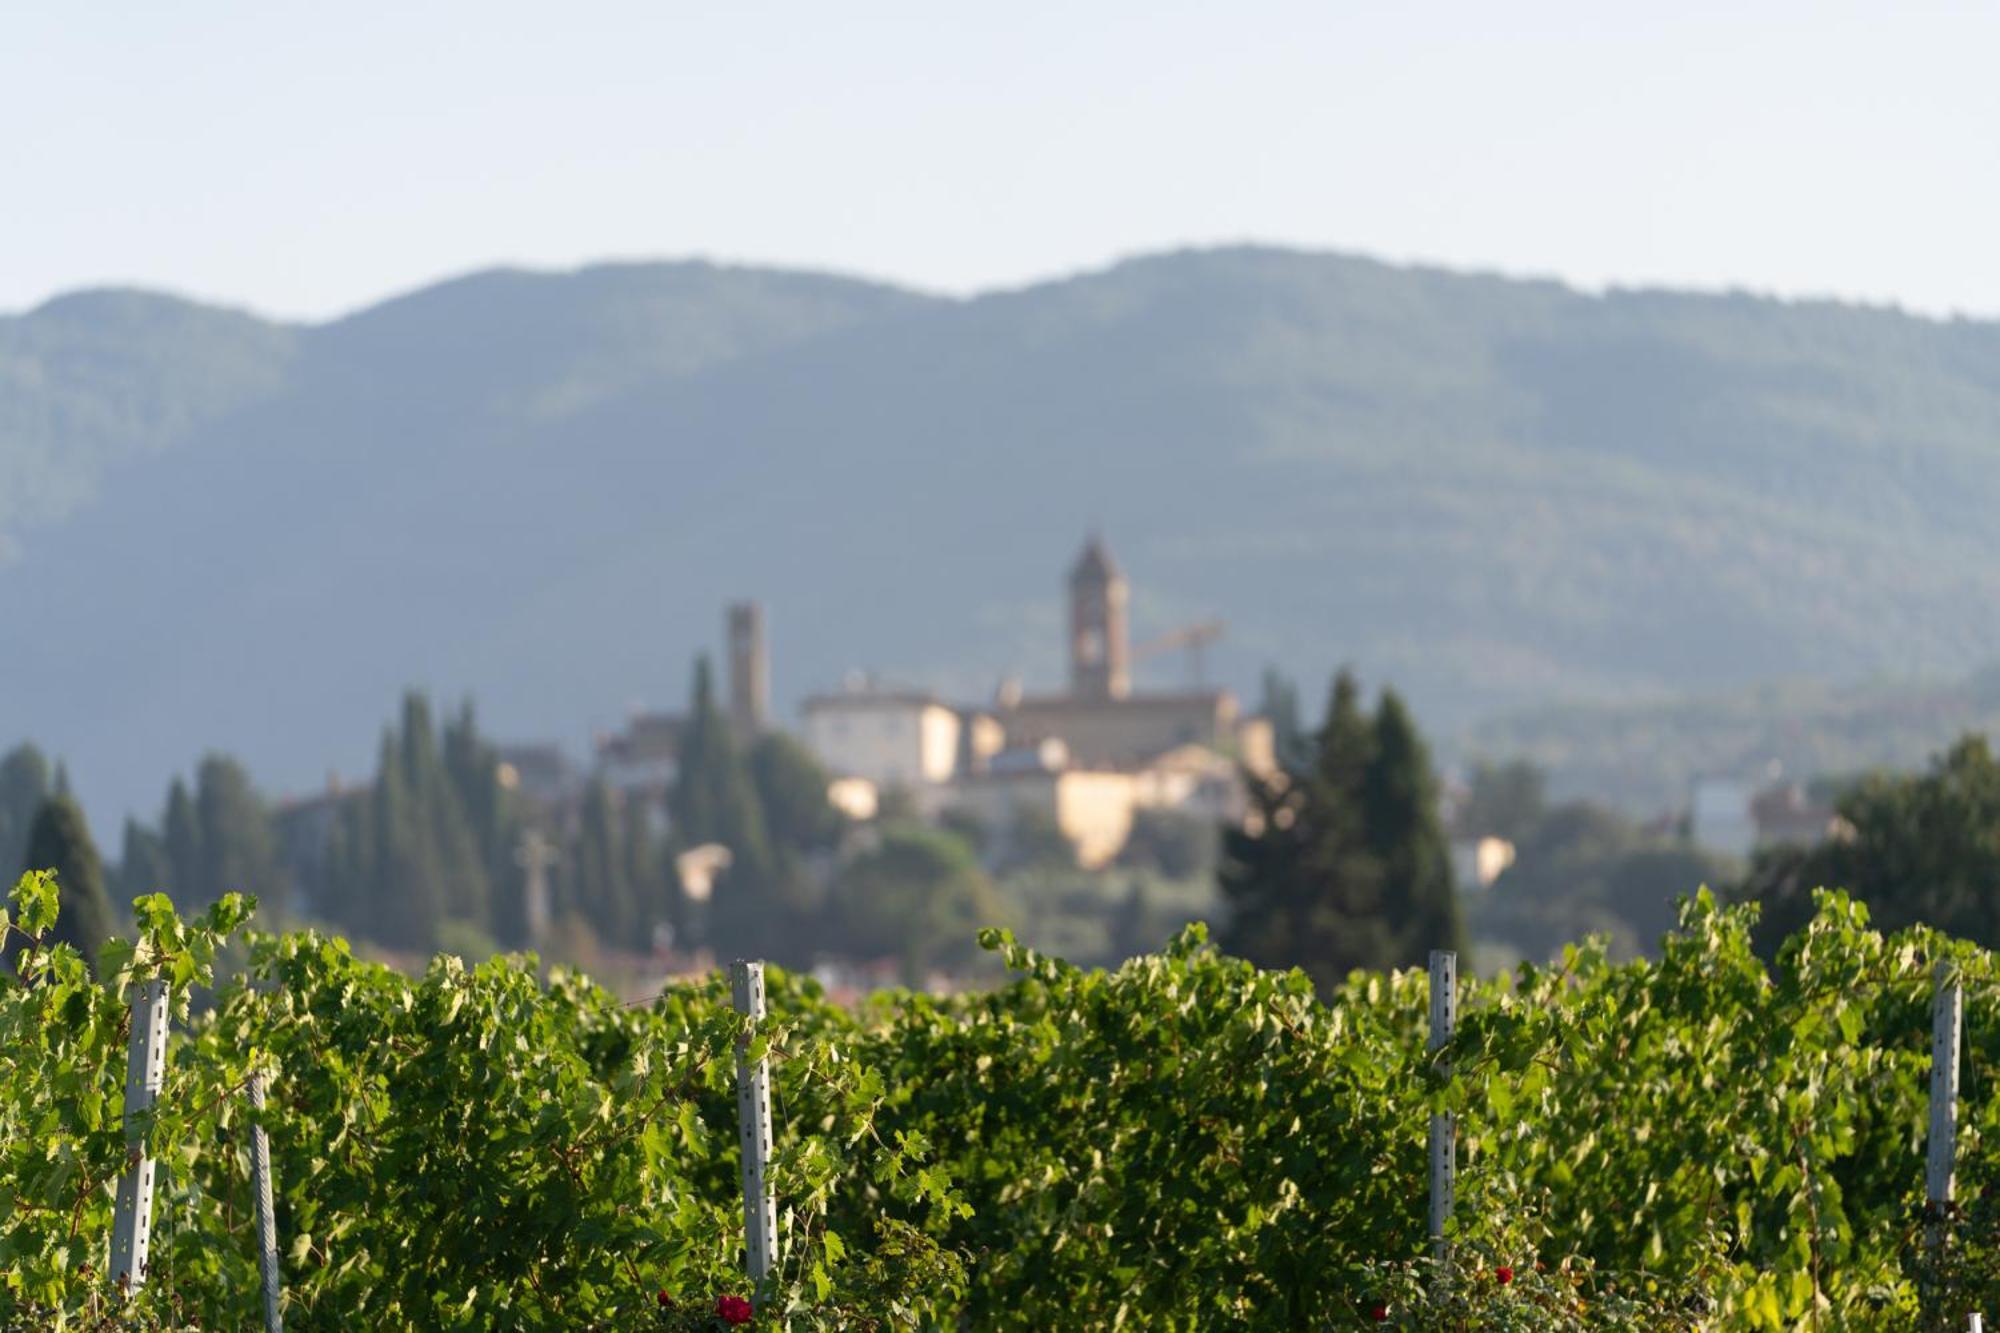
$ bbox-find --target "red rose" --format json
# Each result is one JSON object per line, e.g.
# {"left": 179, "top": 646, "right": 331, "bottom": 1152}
{"left": 1495, "top": 1266, "right": 1514, "bottom": 1285}
{"left": 716, "top": 1294, "right": 754, "bottom": 1325}
{"left": 656, "top": 1288, "right": 672, "bottom": 1308}
{"left": 1370, "top": 1301, "right": 1390, "bottom": 1322}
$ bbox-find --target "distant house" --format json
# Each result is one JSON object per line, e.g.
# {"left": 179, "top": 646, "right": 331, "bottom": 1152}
{"left": 801, "top": 687, "right": 963, "bottom": 795}
{"left": 1748, "top": 782, "right": 1845, "bottom": 850}
{"left": 1691, "top": 774, "right": 1847, "bottom": 858}
{"left": 494, "top": 742, "right": 579, "bottom": 809}
{"left": 799, "top": 536, "right": 1275, "bottom": 867}
{"left": 1449, "top": 835, "right": 1517, "bottom": 890}
{"left": 595, "top": 713, "right": 685, "bottom": 795}
{"left": 945, "top": 739, "right": 1252, "bottom": 870}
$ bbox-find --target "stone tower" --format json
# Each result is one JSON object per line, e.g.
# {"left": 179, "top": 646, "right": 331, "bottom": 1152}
{"left": 1068, "top": 536, "right": 1130, "bottom": 701}
{"left": 726, "top": 601, "right": 769, "bottom": 737}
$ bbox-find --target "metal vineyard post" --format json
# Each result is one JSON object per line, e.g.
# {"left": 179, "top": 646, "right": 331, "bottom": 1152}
{"left": 732, "top": 960, "right": 778, "bottom": 1285}
{"left": 249, "top": 1072, "right": 284, "bottom": 1332}
{"left": 110, "top": 979, "right": 170, "bottom": 1292}
{"left": 1928, "top": 960, "right": 1963, "bottom": 1264}
{"left": 1428, "top": 949, "right": 1457, "bottom": 1261}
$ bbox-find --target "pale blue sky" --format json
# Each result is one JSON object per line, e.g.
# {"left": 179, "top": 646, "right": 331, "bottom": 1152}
{"left": 4, "top": 1, "right": 1995, "bottom": 320}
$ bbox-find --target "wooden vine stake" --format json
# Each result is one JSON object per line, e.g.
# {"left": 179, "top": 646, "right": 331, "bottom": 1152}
{"left": 732, "top": 960, "right": 778, "bottom": 1285}
{"left": 110, "top": 979, "right": 170, "bottom": 1293}
{"left": 1928, "top": 960, "right": 1963, "bottom": 1266}
{"left": 1428, "top": 949, "right": 1457, "bottom": 1264}
{"left": 248, "top": 1072, "right": 285, "bottom": 1332}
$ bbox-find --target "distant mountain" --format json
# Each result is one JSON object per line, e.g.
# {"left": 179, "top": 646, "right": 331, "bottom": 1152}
{"left": 5, "top": 248, "right": 2000, "bottom": 828}
{"left": 1467, "top": 666, "right": 2000, "bottom": 815}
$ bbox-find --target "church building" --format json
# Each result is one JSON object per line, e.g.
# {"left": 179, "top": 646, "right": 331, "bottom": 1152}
{"left": 990, "top": 537, "right": 1251, "bottom": 768}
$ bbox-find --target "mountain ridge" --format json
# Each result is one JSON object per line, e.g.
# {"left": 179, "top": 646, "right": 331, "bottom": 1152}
{"left": 5, "top": 245, "right": 1999, "bottom": 828}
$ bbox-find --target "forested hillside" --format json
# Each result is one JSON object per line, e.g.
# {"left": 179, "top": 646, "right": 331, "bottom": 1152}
{"left": 5, "top": 248, "right": 2000, "bottom": 823}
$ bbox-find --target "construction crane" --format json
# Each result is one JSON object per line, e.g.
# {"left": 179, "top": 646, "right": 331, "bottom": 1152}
{"left": 1131, "top": 619, "right": 1225, "bottom": 688}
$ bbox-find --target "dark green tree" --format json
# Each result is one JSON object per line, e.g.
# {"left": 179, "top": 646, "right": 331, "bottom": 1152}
{"left": 358, "top": 731, "right": 446, "bottom": 952}
{"left": 308, "top": 693, "right": 518, "bottom": 951}
{"left": 1116, "top": 808, "right": 1216, "bottom": 880}
{"left": 826, "top": 823, "right": 1001, "bottom": 984}
{"left": 193, "top": 754, "right": 285, "bottom": 914}
{"left": 0, "top": 744, "right": 53, "bottom": 883}
{"left": 748, "top": 732, "right": 844, "bottom": 855}
{"left": 1109, "top": 875, "right": 1157, "bottom": 961}
{"left": 163, "top": 777, "right": 202, "bottom": 900}
{"left": 1365, "top": 689, "right": 1464, "bottom": 961}
{"left": 444, "top": 700, "right": 524, "bottom": 943}
{"left": 997, "top": 805, "right": 1077, "bottom": 874}
{"left": 670, "top": 658, "right": 779, "bottom": 958}
{"left": 14, "top": 795, "right": 117, "bottom": 973}
{"left": 1221, "top": 670, "right": 1432, "bottom": 992}
{"left": 1458, "top": 759, "right": 1548, "bottom": 842}
{"left": 398, "top": 694, "right": 489, "bottom": 928}
{"left": 873, "top": 785, "right": 919, "bottom": 824}
{"left": 1736, "top": 735, "right": 2000, "bottom": 955}
{"left": 1477, "top": 801, "right": 1726, "bottom": 961}
{"left": 566, "top": 779, "right": 643, "bottom": 949}
{"left": 1259, "top": 667, "right": 1311, "bottom": 771}
{"left": 115, "top": 818, "right": 173, "bottom": 905}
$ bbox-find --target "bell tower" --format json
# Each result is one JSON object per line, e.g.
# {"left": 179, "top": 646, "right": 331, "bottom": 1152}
{"left": 1069, "top": 535, "right": 1130, "bottom": 701}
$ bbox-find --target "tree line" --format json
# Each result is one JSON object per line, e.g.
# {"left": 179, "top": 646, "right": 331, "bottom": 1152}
{"left": 39, "top": 652, "right": 1946, "bottom": 991}
{"left": 0, "top": 655, "right": 1004, "bottom": 976}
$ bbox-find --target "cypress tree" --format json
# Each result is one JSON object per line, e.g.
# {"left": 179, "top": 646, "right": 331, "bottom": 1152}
{"left": 367, "top": 733, "right": 445, "bottom": 952}
{"left": 116, "top": 818, "right": 173, "bottom": 905}
{"left": 669, "top": 657, "right": 772, "bottom": 867}
{"left": 444, "top": 700, "right": 521, "bottom": 943}
{"left": 749, "top": 733, "right": 843, "bottom": 855}
{"left": 0, "top": 743, "right": 53, "bottom": 882}
{"left": 570, "top": 779, "right": 638, "bottom": 948}
{"left": 398, "top": 694, "right": 489, "bottom": 928}
{"left": 163, "top": 777, "right": 202, "bottom": 900}
{"left": 670, "top": 657, "right": 778, "bottom": 959}
{"left": 1220, "top": 670, "right": 1399, "bottom": 992}
{"left": 16, "top": 795, "right": 117, "bottom": 973}
{"left": 620, "top": 793, "right": 661, "bottom": 948}
{"left": 1259, "top": 668, "right": 1311, "bottom": 772}
{"left": 194, "top": 754, "right": 285, "bottom": 915}
{"left": 1364, "top": 689, "right": 1464, "bottom": 963}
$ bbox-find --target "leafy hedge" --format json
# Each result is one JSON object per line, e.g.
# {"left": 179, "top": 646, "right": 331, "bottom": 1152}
{"left": 3, "top": 873, "right": 1998, "bottom": 1328}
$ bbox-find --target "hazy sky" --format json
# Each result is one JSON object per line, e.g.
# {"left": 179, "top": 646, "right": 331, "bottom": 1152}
{"left": 6, "top": 2, "right": 1996, "bottom": 321}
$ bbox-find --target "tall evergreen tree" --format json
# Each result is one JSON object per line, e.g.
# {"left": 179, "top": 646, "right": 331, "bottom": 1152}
{"left": 1222, "top": 670, "right": 1449, "bottom": 993}
{"left": 568, "top": 779, "right": 641, "bottom": 948}
{"left": 1259, "top": 668, "right": 1311, "bottom": 772}
{"left": 398, "top": 694, "right": 490, "bottom": 927}
{"left": 619, "top": 794, "right": 663, "bottom": 948}
{"left": 749, "top": 733, "right": 844, "bottom": 855}
{"left": 669, "top": 658, "right": 767, "bottom": 855}
{"left": 15, "top": 795, "right": 116, "bottom": 973}
{"left": 364, "top": 731, "right": 446, "bottom": 952}
{"left": 115, "top": 818, "right": 173, "bottom": 905}
{"left": 0, "top": 743, "right": 53, "bottom": 882}
{"left": 163, "top": 777, "right": 202, "bottom": 900}
{"left": 310, "top": 694, "right": 515, "bottom": 951}
{"left": 669, "top": 657, "right": 778, "bottom": 957}
{"left": 443, "top": 701, "right": 524, "bottom": 944}
{"left": 194, "top": 754, "right": 285, "bottom": 915}
{"left": 1364, "top": 689, "right": 1464, "bottom": 961}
